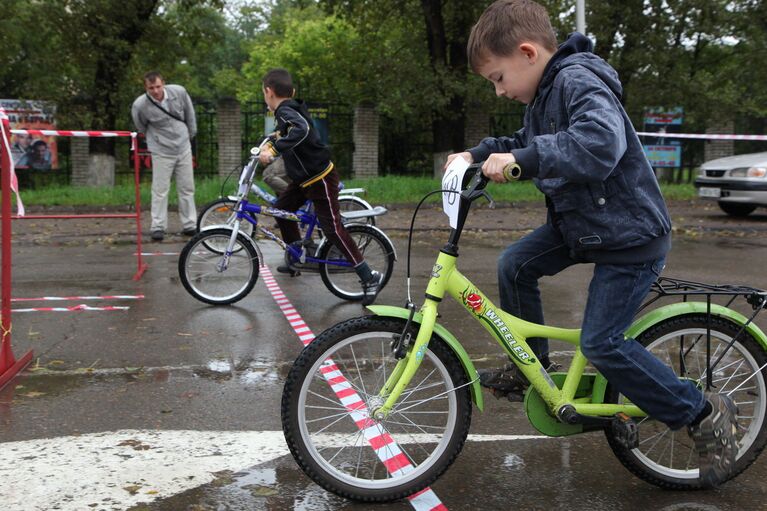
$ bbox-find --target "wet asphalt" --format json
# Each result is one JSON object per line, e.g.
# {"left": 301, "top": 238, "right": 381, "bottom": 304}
{"left": 2, "top": 202, "right": 767, "bottom": 510}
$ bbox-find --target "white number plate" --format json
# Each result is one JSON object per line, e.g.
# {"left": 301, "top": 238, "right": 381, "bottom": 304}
{"left": 699, "top": 187, "right": 721, "bottom": 198}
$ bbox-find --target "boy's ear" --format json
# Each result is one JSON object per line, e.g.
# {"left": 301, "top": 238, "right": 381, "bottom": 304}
{"left": 519, "top": 43, "right": 539, "bottom": 63}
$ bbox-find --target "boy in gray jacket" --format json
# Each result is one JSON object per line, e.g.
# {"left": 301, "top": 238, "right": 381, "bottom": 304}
{"left": 131, "top": 71, "right": 197, "bottom": 241}
{"left": 447, "top": 0, "right": 737, "bottom": 488}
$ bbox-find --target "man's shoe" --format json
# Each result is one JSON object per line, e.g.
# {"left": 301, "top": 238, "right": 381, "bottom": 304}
{"left": 479, "top": 361, "right": 561, "bottom": 402}
{"left": 277, "top": 264, "right": 300, "bottom": 276}
{"left": 151, "top": 230, "right": 164, "bottom": 241}
{"left": 361, "top": 270, "right": 383, "bottom": 306}
{"left": 688, "top": 392, "right": 739, "bottom": 488}
{"left": 182, "top": 227, "right": 197, "bottom": 236}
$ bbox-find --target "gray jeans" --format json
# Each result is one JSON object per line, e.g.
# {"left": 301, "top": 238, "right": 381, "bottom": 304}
{"left": 150, "top": 148, "right": 196, "bottom": 232}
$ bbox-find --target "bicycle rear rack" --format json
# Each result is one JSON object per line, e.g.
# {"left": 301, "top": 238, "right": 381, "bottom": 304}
{"left": 639, "top": 276, "right": 767, "bottom": 392}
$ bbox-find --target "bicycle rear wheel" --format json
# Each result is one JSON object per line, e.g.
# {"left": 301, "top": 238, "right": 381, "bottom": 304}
{"left": 281, "top": 316, "right": 472, "bottom": 502}
{"left": 604, "top": 314, "right": 767, "bottom": 489}
{"left": 339, "top": 195, "right": 375, "bottom": 226}
{"left": 197, "top": 198, "right": 255, "bottom": 238}
{"left": 178, "top": 227, "right": 259, "bottom": 305}
{"left": 318, "top": 224, "right": 395, "bottom": 301}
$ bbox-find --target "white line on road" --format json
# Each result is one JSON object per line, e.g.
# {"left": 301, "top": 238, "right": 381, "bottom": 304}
{"left": 0, "top": 430, "right": 549, "bottom": 511}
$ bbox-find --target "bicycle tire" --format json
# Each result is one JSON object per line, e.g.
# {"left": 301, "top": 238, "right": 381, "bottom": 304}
{"left": 281, "top": 316, "right": 472, "bottom": 502}
{"left": 197, "top": 197, "right": 255, "bottom": 238}
{"left": 338, "top": 195, "right": 375, "bottom": 226}
{"left": 604, "top": 314, "right": 767, "bottom": 489}
{"left": 318, "top": 224, "right": 395, "bottom": 301}
{"left": 178, "top": 227, "right": 259, "bottom": 305}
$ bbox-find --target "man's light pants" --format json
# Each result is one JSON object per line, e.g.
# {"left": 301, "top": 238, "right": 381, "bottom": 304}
{"left": 150, "top": 148, "right": 196, "bottom": 232}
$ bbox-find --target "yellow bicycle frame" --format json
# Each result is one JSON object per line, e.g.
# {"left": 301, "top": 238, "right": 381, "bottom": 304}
{"left": 373, "top": 250, "right": 645, "bottom": 421}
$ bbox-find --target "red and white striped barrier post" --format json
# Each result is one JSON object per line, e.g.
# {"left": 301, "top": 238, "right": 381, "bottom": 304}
{"left": 8, "top": 128, "right": 148, "bottom": 280}
{"left": 0, "top": 112, "right": 33, "bottom": 390}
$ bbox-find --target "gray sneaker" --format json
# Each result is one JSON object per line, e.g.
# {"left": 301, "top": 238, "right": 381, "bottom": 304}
{"left": 361, "top": 270, "right": 383, "bottom": 306}
{"left": 688, "top": 392, "right": 739, "bottom": 488}
{"left": 479, "top": 361, "right": 561, "bottom": 402}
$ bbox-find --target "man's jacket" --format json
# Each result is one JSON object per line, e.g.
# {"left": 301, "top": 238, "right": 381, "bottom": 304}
{"left": 266, "top": 99, "right": 333, "bottom": 187}
{"left": 468, "top": 33, "right": 671, "bottom": 264}
{"left": 131, "top": 84, "right": 196, "bottom": 156}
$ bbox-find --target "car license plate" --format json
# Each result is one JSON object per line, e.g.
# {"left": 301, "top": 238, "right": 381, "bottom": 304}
{"left": 699, "top": 187, "right": 721, "bottom": 198}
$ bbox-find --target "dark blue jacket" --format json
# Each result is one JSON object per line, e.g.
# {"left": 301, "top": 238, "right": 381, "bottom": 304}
{"left": 468, "top": 33, "right": 671, "bottom": 264}
{"left": 268, "top": 99, "right": 333, "bottom": 186}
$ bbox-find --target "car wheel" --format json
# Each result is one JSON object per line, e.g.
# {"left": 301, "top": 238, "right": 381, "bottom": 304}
{"left": 718, "top": 202, "right": 757, "bottom": 217}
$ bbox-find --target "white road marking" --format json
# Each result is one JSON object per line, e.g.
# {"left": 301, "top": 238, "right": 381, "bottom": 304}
{"left": 0, "top": 430, "right": 548, "bottom": 510}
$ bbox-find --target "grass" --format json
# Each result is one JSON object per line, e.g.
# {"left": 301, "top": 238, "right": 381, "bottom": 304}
{"left": 6, "top": 175, "right": 698, "bottom": 209}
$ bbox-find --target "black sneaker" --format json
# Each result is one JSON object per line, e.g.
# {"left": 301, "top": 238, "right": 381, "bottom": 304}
{"left": 182, "top": 227, "right": 196, "bottom": 236}
{"left": 150, "top": 230, "right": 164, "bottom": 241}
{"left": 361, "top": 270, "right": 383, "bottom": 306}
{"left": 688, "top": 392, "right": 739, "bottom": 488}
{"left": 479, "top": 361, "right": 561, "bottom": 402}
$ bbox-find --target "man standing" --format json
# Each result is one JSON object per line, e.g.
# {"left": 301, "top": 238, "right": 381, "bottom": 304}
{"left": 131, "top": 71, "right": 197, "bottom": 241}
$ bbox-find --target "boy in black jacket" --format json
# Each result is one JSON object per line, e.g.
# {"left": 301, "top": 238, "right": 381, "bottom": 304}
{"left": 446, "top": 0, "right": 737, "bottom": 488}
{"left": 258, "top": 68, "right": 383, "bottom": 305}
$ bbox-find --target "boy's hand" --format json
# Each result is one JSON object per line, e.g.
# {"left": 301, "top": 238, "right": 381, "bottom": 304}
{"left": 259, "top": 151, "right": 274, "bottom": 165}
{"left": 444, "top": 152, "right": 473, "bottom": 171}
{"left": 482, "top": 153, "right": 517, "bottom": 183}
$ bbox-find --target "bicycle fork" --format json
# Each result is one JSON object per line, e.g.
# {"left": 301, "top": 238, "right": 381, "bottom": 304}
{"left": 216, "top": 220, "right": 243, "bottom": 272}
{"left": 372, "top": 301, "right": 440, "bottom": 420}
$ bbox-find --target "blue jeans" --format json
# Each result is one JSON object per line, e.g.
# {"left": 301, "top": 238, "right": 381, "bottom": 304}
{"left": 498, "top": 224, "right": 706, "bottom": 429}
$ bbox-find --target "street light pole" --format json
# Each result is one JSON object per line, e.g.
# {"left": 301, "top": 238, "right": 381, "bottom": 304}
{"left": 576, "top": 0, "right": 586, "bottom": 34}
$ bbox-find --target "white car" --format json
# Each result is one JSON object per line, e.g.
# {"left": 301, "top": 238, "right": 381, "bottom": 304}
{"left": 694, "top": 151, "right": 767, "bottom": 216}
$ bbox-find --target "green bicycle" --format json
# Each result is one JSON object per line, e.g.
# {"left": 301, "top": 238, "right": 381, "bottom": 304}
{"left": 281, "top": 165, "right": 767, "bottom": 502}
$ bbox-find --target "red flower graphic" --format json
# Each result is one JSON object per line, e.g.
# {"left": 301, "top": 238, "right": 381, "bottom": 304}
{"left": 466, "top": 292, "right": 483, "bottom": 312}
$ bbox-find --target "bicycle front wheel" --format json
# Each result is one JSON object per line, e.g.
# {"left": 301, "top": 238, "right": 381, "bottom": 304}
{"left": 604, "top": 314, "right": 767, "bottom": 489}
{"left": 281, "top": 316, "right": 472, "bottom": 502}
{"left": 318, "top": 224, "right": 395, "bottom": 301}
{"left": 178, "top": 228, "right": 259, "bottom": 305}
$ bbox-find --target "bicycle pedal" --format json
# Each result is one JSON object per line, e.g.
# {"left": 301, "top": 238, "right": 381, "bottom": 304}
{"left": 610, "top": 412, "right": 639, "bottom": 450}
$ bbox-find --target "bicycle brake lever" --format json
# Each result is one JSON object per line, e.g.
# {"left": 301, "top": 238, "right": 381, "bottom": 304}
{"left": 481, "top": 191, "right": 495, "bottom": 209}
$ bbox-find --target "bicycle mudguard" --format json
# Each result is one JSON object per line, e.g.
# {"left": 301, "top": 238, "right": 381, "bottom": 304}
{"left": 367, "top": 305, "right": 484, "bottom": 411}
{"left": 589, "top": 301, "right": 767, "bottom": 403}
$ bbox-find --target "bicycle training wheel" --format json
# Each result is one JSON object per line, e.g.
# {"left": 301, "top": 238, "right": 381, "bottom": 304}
{"left": 197, "top": 198, "right": 255, "bottom": 238}
{"left": 178, "top": 227, "right": 259, "bottom": 305}
{"left": 281, "top": 316, "right": 472, "bottom": 502}
{"left": 604, "top": 314, "right": 767, "bottom": 489}
{"left": 318, "top": 224, "right": 395, "bottom": 301}
{"left": 339, "top": 195, "right": 375, "bottom": 226}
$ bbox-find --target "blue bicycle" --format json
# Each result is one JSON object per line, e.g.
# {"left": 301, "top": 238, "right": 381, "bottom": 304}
{"left": 179, "top": 142, "right": 397, "bottom": 305}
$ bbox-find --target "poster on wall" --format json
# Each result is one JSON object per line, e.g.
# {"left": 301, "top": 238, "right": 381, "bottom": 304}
{"left": 0, "top": 99, "right": 58, "bottom": 171}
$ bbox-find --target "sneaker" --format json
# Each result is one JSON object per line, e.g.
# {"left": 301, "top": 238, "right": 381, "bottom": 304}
{"left": 182, "top": 227, "right": 197, "bottom": 236}
{"left": 688, "top": 392, "right": 739, "bottom": 488}
{"left": 479, "top": 361, "right": 561, "bottom": 402}
{"left": 150, "top": 230, "right": 164, "bottom": 241}
{"left": 277, "top": 264, "right": 301, "bottom": 276}
{"left": 361, "top": 270, "right": 383, "bottom": 306}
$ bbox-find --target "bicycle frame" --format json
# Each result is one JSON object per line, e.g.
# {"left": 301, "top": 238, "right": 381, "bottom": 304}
{"left": 226, "top": 198, "right": 353, "bottom": 269}
{"left": 372, "top": 249, "right": 644, "bottom": 422}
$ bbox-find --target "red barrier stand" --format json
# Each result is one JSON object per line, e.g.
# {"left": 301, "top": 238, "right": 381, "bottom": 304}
{"left": 0, "top": 112, "right": 33, "bottom": 390}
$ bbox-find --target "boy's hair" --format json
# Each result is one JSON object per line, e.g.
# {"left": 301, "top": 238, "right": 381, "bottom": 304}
{"left": 143, "top": 71, "right": 164, "bottom": 83}
{"left": 263, "top": 68, "right": 295, "bottom": 98}
{"left": 467, "top": 0, "right": 558, "bottom": 72}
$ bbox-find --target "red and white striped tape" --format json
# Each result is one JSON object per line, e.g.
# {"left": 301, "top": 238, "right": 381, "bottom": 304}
{"left": 259, "top": 265, "right": 447, "bottom": 511}
{"left": 10, "top": 129, "right": 134, "bottom": 138}
{"left": 13, "top": 304, "right": 130, "bottom": 313}
{"left": 12, "top": 295, "right": 144, "bottom": 302}
{"left": 638, "top": 131, "right": 767, "bottom": 141}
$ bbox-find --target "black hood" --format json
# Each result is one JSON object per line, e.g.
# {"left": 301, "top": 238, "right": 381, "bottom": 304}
{"left": 539, "top": 32, "right": 623, "bottom": 100}
{"left": 278, "top": 98, "right": 311, "bottom": 119}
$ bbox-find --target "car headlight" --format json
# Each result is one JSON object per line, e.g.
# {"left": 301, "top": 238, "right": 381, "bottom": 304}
{"left": 730, "top": 166, "right": 767, "bottom": 178}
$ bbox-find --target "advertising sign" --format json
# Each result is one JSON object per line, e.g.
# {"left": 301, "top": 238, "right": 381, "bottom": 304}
{"left": 642, "top": 107, "right": 683, "bottom": 168}
{"left": 0, "top": 99, "right": 58, "bottom": 170}
{"left": 264, "top": 104, "right": 329, "bottom": 145}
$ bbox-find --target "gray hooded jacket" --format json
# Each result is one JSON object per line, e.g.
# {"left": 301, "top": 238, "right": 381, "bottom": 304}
{"left": 468, "top": 33, "right": 671, "bottom": 264}
{"left": 131, "top": 84, "right": 197, "bottom": 156}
